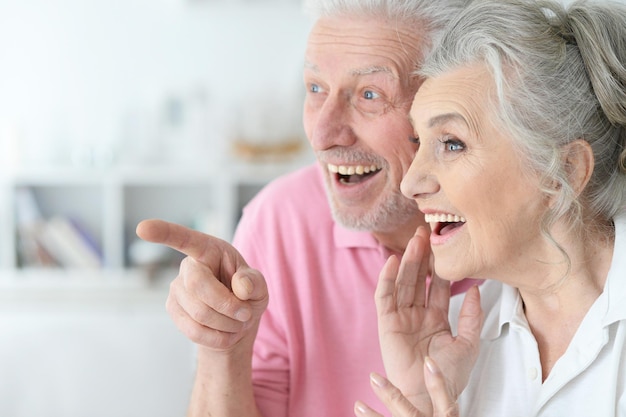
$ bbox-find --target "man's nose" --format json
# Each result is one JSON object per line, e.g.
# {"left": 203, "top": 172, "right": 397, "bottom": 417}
{"left": 308, "top": 94, "right": 357, "bottom": 151}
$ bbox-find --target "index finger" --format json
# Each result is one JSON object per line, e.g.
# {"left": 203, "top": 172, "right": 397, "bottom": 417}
{"left": 136, "top": 219, "right": 249, "bottom": 272}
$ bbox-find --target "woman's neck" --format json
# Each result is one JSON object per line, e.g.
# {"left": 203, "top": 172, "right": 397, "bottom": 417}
{"left": 518, "top": 223, "right": 615, "bottom": 380}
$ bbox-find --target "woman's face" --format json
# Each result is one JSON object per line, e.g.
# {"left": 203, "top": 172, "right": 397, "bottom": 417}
{"left": 401, "top": 64, "right": 549, "bottom": 282}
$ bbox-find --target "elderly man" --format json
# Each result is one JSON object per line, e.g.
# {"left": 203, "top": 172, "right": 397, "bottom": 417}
{"left": 137, "top": 0, "right": 480, "bottom": 416}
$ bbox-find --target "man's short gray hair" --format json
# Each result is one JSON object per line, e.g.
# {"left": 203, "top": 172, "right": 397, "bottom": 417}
{"left": 303, "top": 0, "right": 469, "bottom": 63}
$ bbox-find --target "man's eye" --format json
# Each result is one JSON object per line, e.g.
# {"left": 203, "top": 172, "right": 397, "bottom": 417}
{"left": 310, "top": 84, "right": 321, "bottom": 93}
{"left": 363, "top": 90, "right": 380, "bottom": 100}
{"left": 355, "top": 89, "right": 388, "bottom": 115}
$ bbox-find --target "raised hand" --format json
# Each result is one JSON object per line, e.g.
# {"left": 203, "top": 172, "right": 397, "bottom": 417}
{"left": 373, "top": 226, "right": 483, "bottom": 414}
{"left": 136, "top": 219, "right": 269, "bottom": 352}
{"left": 354, "top": 358, "right": 459, "bottom": 417}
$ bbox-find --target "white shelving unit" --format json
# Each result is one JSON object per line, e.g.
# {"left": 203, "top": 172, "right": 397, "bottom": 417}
{"left": 0, "top": 152, "right": 313, "bottom": 289}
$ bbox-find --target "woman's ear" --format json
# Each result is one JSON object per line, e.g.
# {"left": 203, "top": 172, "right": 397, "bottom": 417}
{"left": 562, "top": 139, "right": 594, "bottom": 197}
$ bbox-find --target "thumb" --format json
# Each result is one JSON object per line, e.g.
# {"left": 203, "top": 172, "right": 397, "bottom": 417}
{"left": 232, "top": 267, "right": 269, "bottom": 303}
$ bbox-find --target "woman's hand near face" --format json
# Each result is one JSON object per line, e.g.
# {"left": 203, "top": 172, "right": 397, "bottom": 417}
{"left": 373, "top": 226, "right": 483, "bottom": 414}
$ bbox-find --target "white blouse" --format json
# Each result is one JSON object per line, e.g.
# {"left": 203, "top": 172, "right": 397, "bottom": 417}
{"left": 450, "top": 214, "right": 626, "bottom": 416}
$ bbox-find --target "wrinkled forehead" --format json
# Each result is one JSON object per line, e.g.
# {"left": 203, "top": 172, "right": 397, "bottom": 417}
{"left": 410, "top": 64, "right": 498, "bottom": 135}
{"left": 305, "top": 15, "right": 426, "bottom": 73}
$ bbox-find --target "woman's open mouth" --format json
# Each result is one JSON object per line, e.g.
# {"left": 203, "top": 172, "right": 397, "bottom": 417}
{"left": 425, "top": 213, "right": 467, "bottom": 236}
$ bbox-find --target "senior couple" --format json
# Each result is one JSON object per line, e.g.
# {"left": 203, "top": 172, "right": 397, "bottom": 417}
{"left": 137, "top": 0, "right": 626, "bottom": 415}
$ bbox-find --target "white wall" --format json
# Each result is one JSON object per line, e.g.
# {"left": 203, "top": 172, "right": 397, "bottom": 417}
{"left": 0, "top": 0, "right": 311, "bottom": 168}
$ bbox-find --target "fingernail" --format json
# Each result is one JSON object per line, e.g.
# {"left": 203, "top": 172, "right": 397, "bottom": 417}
{"left": 370, "top": 372, "right": 387, "bottom": 388}
{"left": 425, "top": 356, "right": 439, "bottom": 374}
{"left": 240, "top": 275, "right": 253, "bottom": 295}
{"left": 354, "top": 401, "right": 368, "bottom": 414}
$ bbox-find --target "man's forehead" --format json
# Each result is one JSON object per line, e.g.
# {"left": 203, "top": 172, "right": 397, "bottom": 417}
{"left": 304, "top": 18, "right": 420, "bottom": 83}
{"left": 305, "top": 16, "right": 424, "bottom": 63}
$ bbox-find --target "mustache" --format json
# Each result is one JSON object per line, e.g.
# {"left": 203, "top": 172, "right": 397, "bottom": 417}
{"left": 315, "top": 149, "right": 386, "bottom": 167}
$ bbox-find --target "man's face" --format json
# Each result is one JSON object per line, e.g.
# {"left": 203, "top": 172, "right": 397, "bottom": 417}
{"left": 303, "top": 16, "right": 424, "bottom": 236}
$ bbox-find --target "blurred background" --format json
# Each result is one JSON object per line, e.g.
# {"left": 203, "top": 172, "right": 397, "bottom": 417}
{"left": 0, "top": 0, "right": 312, "bottom": 416}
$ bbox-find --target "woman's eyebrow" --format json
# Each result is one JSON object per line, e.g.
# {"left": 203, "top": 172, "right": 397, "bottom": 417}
{"left": 428, "top": 112, "right": 467, "bottom": 128}
{"left": 409, "top": 112, "right": 468, "bottom": 130}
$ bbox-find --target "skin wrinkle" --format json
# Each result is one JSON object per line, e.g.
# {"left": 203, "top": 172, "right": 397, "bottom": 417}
{"left": 404, "top": 66, "right": 612, "bottom": 380}
{"left": 303, "top": 16, "right": 424, "bottom": 246}
{"left": 401, "top": 62, "right": 611, "bottom": 382}
{"left": 304, "top": 60, "right": 409, "bottom": 116}
{"left": 405, "top": 64, "right": 550, "bottom": 284}
{"left": 310, "top": 19, "right": 422, "bottom": 86}
{"left": 395, "top": 26, "right": 418, "bottom": 69}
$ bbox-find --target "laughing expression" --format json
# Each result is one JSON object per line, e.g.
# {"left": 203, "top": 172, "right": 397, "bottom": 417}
{"left": 401, "top": 63, "right": 549, "bottom": 283}
{"left": 302, "top": 16, "right": 425, "bottom": 237}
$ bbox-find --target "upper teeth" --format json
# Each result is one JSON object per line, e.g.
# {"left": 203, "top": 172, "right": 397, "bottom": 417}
{"left": 424, "top": 213, "right": 466, "bottom": 223}
{"left": 328, "top": 164, "right": 380, "bottom": 175}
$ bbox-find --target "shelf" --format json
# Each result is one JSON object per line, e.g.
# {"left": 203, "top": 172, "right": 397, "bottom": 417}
{"left": 0, "top": 269, "right": 171, "bottom": 314}
{"left": 2, "top": 153, "right": 314, "bottom": 289}
{"left": 0, "top": 267, "right": 153, "bottom": 288}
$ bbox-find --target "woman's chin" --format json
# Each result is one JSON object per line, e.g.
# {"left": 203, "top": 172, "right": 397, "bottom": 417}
{"left": 433, "top": 260, "right": 468, "bottom": 282}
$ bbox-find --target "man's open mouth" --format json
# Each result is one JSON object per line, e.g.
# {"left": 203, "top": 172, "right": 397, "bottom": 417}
{"left": 328, "top": 163, "right": 382, "bottom": 184}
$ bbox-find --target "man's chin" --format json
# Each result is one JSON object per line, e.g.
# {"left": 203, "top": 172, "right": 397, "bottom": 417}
{"left": 331, "top": 210, "right": 374, "bottom": 231}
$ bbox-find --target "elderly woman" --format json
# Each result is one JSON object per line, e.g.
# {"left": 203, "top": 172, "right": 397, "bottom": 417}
{"left": 354, "top": 0, "right": 626, "bottom": 416}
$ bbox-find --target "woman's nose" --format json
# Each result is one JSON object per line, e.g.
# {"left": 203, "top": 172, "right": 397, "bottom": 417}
{"left": 400, "top": 150, "right": 439, "bottom": 200}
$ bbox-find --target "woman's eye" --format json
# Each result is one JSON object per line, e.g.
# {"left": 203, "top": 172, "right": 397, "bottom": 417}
{"left": 443, "top": 139, "right": 465, "bottom": 152}
{"left": 363, "top": 90, "right": 380, "bottom": 100}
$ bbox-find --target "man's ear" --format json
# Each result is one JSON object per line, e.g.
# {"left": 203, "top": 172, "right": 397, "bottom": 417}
{"left": 562, "top": 139, "right": 594, "bottom": 197}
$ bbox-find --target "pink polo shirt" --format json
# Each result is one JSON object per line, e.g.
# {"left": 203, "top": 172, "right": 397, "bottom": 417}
{"left": 232, "top": 163, "right": 480, "bottom": 417}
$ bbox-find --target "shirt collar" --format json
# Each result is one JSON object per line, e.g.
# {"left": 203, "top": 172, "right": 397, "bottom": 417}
{"left": 332, "top": 221, "right": 402, "bottom": 260}
{"left": 480, "top": 281, "right": 522, "bottom": 341}
{"left": 603, "top": 212, "right": 626, "bottom": 325}
{"left": 333, "top": 222, "right": 380, "bottom": 249}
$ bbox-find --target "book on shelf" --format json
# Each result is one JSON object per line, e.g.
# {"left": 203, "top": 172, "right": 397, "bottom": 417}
{"left": 37, "top": 216, "right": 103, "bottom": 269}
{"left": 14, "top": 187, "right": 55, "bottom": 267}
{"left": 15, "top": 187, "right": 103, "bottom": 269}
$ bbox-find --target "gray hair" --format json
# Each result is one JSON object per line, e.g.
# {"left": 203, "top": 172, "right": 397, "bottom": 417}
{"left": 302, "top": 0, "right": 470, "bottom": 64}
{"left": 420, "top": 0, "right": 626, "bottom": 236}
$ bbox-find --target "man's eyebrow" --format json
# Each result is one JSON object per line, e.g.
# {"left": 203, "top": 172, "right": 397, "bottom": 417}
{"left": 303, "top": 62, "right": 393, "bottom": 78}
{"left": 350, "top": 65, "right": 393, "bottom": 76}
{"left": 304, "top": 61, "right": 319, "bottom": 72}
